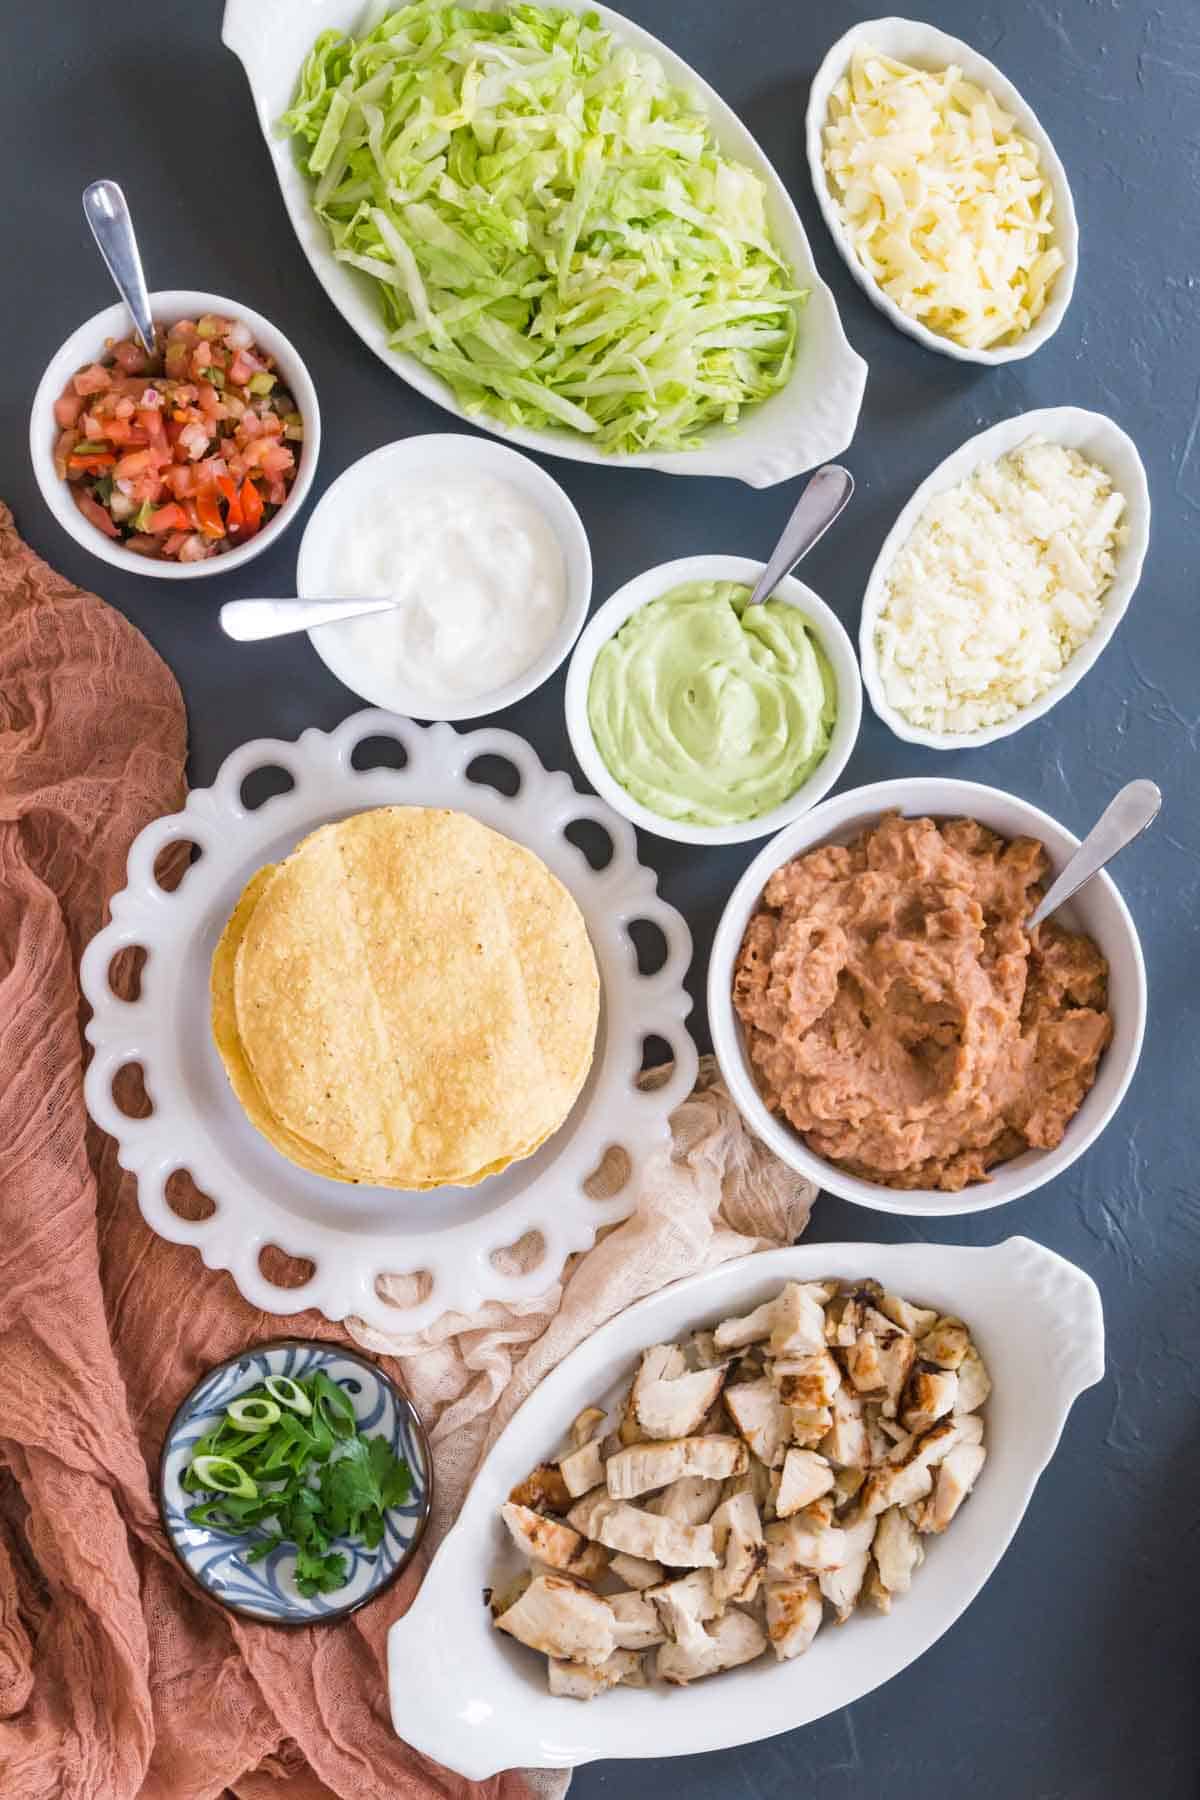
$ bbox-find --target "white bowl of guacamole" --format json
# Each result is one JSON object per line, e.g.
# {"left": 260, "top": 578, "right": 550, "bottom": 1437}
{"left": 566, "top": 554, "right": 862, "bottom": 846}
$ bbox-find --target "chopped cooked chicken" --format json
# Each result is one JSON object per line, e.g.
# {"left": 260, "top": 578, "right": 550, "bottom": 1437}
{"left": 775, "top": 1447, "right": 835, "bottom": 1518}
{"left": 579, "top": 1498, "right": 719, "bottom": 1569}
{"left": 789, "top": 1404, "right": 834, "bottom": 1448}
{"left": 823, "top": 1291, "right": 861, "bottom": 1349}
{"left": 649, "top": 1568, "right": 719, "bottom": 1641}
{"left": 877, "top": 1292, "right": 938, "bottom": 1337}
{"left": 548, "top": 1649, "right": 643, "bottom": 1699}
{"left": 918, "top": 1442, "right": 987, "bottom": 1533}
{"left": 873, "top": 1506, "right": 924, "bottom": 1595}
{"left": 902, "top": 1365, "right": 958, "bottom": 1435}
{"left": 713, "top": 1297, "right": 777, "bottom": 1352}
{"left": 711, "top": 1491, "right": 766, "bottom": 1608}
{"left": 765, "top": 1505, "right": 847, "bottom": 1576}
{"left": 724, "top": 1378, "right": 790, "bottom": 1468}
{"left": 765, "top": 1576, "right": 823, "bottom": 1660}
{"left": 713, "top": 1282, "right": 828, "bottom": 1356}
{"left": 644, "top": 1474, "right": 723, "bottom": 1525}
{"left": 501, "top": 1503, "right": 605, "bottom": 1579}
{"left": 832, "top": 1465, "right": 865, "bottom": 1508}
{"left": 631, "top": 1343, "right": 728, "bottom": 1440}
{"left": 818, "top": 1512, "right": 877, "bottom": 1622}
{"left": 656, "top": 1609, "right": 768, "bottom": 1684}
{"left": 509, "top": 1463, "right": 572, "bottom": 1513}
{"left": 566, "top": 1486, "right": 612, "bottom": 1537}
{"left": 722, "top": 1454, "right": 773, "bottom": 1515}
{"left": 822, "top": 1382, "right": 868, "bottom": 1469}
{"left": 687, "top": 1328, "right": 724, "bottom": 1369}
{"left": 772, "top": 1349, "right": 842, "bottom": 1409}
{"left": 608, "top": 1589, "right": 666, "bottom": 1649}
{"left": 487, "top": 1568, "right": 531, "bottom": 1621}
{"left": 863, "top": 1559, "right": 892, "bottom": 1614}
{"left": 846, "top": 1311, "right": 915, "bottom": 1413}
{"left": 495, "top": 1574, "right": 616, "bottom": 1665}
{"left": 608, "top": 1552, "right": 664, "bottom": 1591}
{"left": 954, "top": 1344, "right": 992, "bottom": 1414}
{"left": 862, "top": 1414, "right": 982, "bottom": 1516}
{"left": 917, "top": 1317, "right": 971, "bottom": 1370}
{"left": 606, "top": 1435, "right": 746, "bottom": 1500}
{"left": 567, "top": 1406, "right": 607, "bottom": 1452}
{"left": 559, "top": 1439, "right": 605, "bottom": 1499}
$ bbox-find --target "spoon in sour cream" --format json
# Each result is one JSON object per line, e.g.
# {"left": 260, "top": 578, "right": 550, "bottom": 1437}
{"left": 220, "top": 595, "right": 403, "bottom": 640}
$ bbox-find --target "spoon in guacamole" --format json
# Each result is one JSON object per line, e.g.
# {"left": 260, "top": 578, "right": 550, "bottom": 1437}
{"left": 746, "top": 464, "right": 855, "bottom": 607}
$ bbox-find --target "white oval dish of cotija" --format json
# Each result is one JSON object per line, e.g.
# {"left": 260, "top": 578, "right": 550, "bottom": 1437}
{"left": 859, "top": 408, "right": 1151, "bottom": 750}
{"left": 387, "top": 1239, "right": 1103, "bottom": 1777}
{"left": 806, "top": 18, "right": 1079, "bottom": 364}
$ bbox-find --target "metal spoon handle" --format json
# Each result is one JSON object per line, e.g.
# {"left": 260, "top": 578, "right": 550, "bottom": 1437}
{"left": 220, "top": 597, "right": 399, "bottom": 641}
{"left": 746, "top": 464, "right": 855, "bottom": 607}
{"left": 83, "top": 180, "right": 155, "bottom": 356}
{"left": 1027, "top": 779, "right": 1161, "bottom": 930}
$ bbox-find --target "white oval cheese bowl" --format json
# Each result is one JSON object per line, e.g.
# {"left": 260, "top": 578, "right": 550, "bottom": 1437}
{"left": 223, "top": 0, "right": 867, "bottom": 487}
{"left": 387, "top": 1238, "right": 1103, "bottom": 1776}
{"left": 859, "top": 408, "right": 1151, "bottom": 750}
{"left": 806, "top": 17, "right": 1079, "bottom": 364}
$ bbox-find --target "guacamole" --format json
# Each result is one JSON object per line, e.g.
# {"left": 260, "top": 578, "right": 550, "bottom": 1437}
{"left": 587, "top": 580, "right": 838, "bottom": 827}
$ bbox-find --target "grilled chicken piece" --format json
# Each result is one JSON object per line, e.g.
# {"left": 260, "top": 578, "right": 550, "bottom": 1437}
{"left": 567, "top": 1406, "right": 607, "bottom": 1449}
{"left": 501, "top": 1503, "right": 606, "bottom": 1578}
{"left": 873, "top": 1505, "right": 924, "bottom": 1595}
{"left": 509, "top": 1463, "right": 572, "bottom": 1513}
{"left": 790, "top": 1404, "right": 834, "bottom": 1449}
{"left": 954, "top": 1344, "right": 992, "bottom": 1414}
{"left": 823, "top": 1291, "right": 861, "bottom": 1349}
{"left": 608, "top": 1589, "right": 667, "bottom": 1649}
{"left": 713, "top": 1283, "right": 828, "bottom": 1357}
{"left": 862, "top": 1415, "right": 982, "bottom": 1516}
{"left": 819, "top": 1512, "right": 877, "bottom": 1622}
{"left": 765, "top": 1576, "right": 823, "bottom": 1660}
{"left": 575, "top": 1497, "right": 719, "bottom": 1569}
{"left": 821, "top": 1382, "right": 868, "bottom": 1469}
{"left": 901, "top": 1365, "right": 958, "bottom": 1435}
{"left": 863, "top": 1558, "right": 892, "bottom": 1614}
{"left": 722, "top": 1453, "right": 773, "bottom": 1514}
{"left": 547, "top": 1648, "right": 643, "bottom": 1699}
{"left": 765, "top": 1504, "right": 847, "bottom": 1576}
{"left": 877, "top": 1292, "right": 938, "bottom": 1338}
{"left": 724, "top": 1378, "right": 790, "bottom": 1468}
{"left": 656, "top": 1609, "right": 768, "bottom": 1684}
{"left": 775, "top": 1447, "right": 835, "bottom": 1518}
{"left": 567, "top": 1487, "right": 613, "bottom": 1537}
{"left": 917, "top": 1317, "right": 971, "bottom": 1370}
{"left": 833, "top": 1465, "right": 866, "bottom": 1508}
{"left": 608, "top": 1551, "right": 664, "bottom": 1591}
{"left": 644, "top": 1474, "right": 723, "bottom": 1525}
{"left": 486, "top": 1568, "right": 532, "bottom": 1621}
{"left": 495, "top": 1574, "right": 616, "bottom": 1665}
{"left": 558, "top": 1439, "right": 605, "bottom": 1499}
{"left": 649, "top": 1568, "right": 719, "bottom": 1642}
{"left": 630, "top": 1344, "right": 729, "bottom": 1440}
{"left": 918, "top": 1442, "right": 987, "bottom": 1533}
{"left": 845, "top": 1310, "right": 915, "bottom": 1413}
{"left": 606, "top": 1435, "right": 746, "bottom": 1500}
{"left": 711, "top": 1490, "right": 766, "bottom": 1608}
{"left": 772, "top": 1348, "right": 842, "bottom": 1409}
{"left": 687, "top": 1328, "right": 724, "bottom": 1370}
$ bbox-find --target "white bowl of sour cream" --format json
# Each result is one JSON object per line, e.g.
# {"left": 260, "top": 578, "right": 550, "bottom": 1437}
{"left": 297, "top": 434, "right": 591, "bottom": 720}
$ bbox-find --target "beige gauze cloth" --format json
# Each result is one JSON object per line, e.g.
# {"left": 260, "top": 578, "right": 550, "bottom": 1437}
{"left": 0, "top": 503, "right": 815, "bottom": 1800}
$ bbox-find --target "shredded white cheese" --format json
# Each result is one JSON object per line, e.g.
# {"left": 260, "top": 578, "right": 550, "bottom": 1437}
{"left": 823, "top": 47, "right": 1064, "bottom": 349}
{"left": 875, "top": 438, "right": 1127, "bottom": 734}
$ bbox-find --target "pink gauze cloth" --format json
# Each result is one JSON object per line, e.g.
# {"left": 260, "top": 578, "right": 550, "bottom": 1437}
{"left": 0, "top": 503, "right": 816, "bottom": 1800}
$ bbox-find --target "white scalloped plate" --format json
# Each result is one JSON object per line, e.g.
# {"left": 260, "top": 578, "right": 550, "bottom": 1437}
{"left": 221, "top": 0, "right": 867, "bottom": 487}
{"left": 79, "top": 711, "right": 697, "bottom": 1336}
{"left": 388, "top": 1237, "right": 1104, "bottom": 1776}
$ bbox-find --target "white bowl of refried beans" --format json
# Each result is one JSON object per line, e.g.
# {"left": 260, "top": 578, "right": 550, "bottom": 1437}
{"left": 709, "top": 778, "right": 1146, "bottom": 1216}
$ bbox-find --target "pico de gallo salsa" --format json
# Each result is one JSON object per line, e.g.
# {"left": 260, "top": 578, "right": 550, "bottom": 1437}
{"left": 53, "top": 314, "right": 302, "bottom": 562}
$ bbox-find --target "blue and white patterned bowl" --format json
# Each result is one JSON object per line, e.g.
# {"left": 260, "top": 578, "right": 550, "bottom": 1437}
{"left": 159, "top": 1339, "right": 432, "bottom": 1625}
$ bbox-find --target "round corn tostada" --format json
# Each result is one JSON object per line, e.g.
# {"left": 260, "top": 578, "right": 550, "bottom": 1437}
{"left": 210, "top": 806, "right": 600, "bottom": 1188}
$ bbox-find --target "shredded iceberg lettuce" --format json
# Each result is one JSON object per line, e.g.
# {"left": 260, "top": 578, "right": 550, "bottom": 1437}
{"left": 282, "top": 3, "right": 804, "bottom": 453}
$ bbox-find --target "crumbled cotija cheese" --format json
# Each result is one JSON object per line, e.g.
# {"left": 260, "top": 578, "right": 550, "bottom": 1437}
{"left": 875, "top": 438, "right": 1127, "bottom": 734}
{"left": 823, "top": 48, "right": 1063, "bottom": 349}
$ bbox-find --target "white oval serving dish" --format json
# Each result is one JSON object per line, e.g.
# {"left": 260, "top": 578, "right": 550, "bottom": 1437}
{"left": 222, "top": 0, "right": 867, "bottom": 487}
{"left": 79, "top": 710, "right": 697, "bottom": 1336}
{"left": 805, "top": 17, "right": 1079, "bottom": 363}
{"left": 565, "top": 553, "right": 863, "bottom": 847}
{"left": 387, "top": 1237, "right": 1104, "bottom": 1776}
{"left": 859, "top": 408, "right": 1151, "bottom": 749}
{"left": 707, "top": 777, "right": 1146, "bottom": 1218}
{"left": 298, "top": 435, "right": 592, "bottom": 721}
{"left": 30, "top": 289, "right": 320, "bottom": 580}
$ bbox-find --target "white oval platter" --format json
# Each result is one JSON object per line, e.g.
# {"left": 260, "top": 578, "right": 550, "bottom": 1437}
{"left": 859, "top": 408, "right": 1152, "bottom": 749}
{"left": 221, "top": 0, "right": 867, "bottom": 487}
{"left": 387, "top": 1236, "right": 1103, "bottom": 1776}
{"left": 79, "top": 710, "right": 697, "bottom": 1336}
{"left": 805, "top": 17, "right": 1079, "bottom": 364}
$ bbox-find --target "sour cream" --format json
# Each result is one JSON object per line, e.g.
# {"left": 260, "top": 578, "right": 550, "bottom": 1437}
{"left": 319, "top": 473, "right": 567, "bottom": 710}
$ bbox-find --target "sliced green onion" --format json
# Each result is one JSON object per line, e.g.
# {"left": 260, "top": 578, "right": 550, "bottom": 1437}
{"left": 226, "top": 1396, "right": 281, "bottom": 1432}
{"left": 72, "top": 439, "right": 110, "bottom": 455}
{"left": 206, "top": 366, "right": 226, "bottom": 388}
{"left": 264, "top": 1374, "right": 312, "bottom": 1416}
{"left": 192, "top": 1454, "right": 258, "bottom": 1499}
{"left": 133, "top": 500, "right": 155, "bottom": 532}
{"left": 248, "top": 371, "right": 277, "bottom": 395}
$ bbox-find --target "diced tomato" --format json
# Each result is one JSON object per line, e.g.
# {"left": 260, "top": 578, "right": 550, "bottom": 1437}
{"left": 112, "top": 339, "right": 150, "bottom": 374}
{"left": 54, "top": 429, "right": 78, "bottom": 479}
{"left": 73, "top": 489, "right": 119, "bottom": 537}
{"left": 239, "top": 478, "right": 264, "bottom": 533}
{"left": 73, "top": 363, "right": 112, "bottom": 396}
{"left": 67, "top": 453, "right": 117, "bottom": 474}
{"left": 115, "top": 448, "right": 156, "bottom": 480}
{"left": 162, "top": 531, "right": 189, "bottom": 558}
{"left": 228, "top": 351, "right": 257, "bottom": 386}
{"left": 147, "top": 503, "right": 191, "bottom": 533}
{"left": 195, "top": 489, "right": 226, "bottom": 539}
{"left": 164, "top": 464, "right": 195, "bottom": 500}
{"left": 217, "top": 474, "right": 245, "bottom": 534}
{"left": 54, "top": 391, "right": 85, "bottom": 429}
{"left": 267, "top": 478, "right": 287, "bottom": 507}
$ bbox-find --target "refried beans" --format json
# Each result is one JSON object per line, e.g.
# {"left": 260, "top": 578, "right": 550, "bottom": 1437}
{"left": 733, "top": 812, "right": 1112, "bottom": 1190}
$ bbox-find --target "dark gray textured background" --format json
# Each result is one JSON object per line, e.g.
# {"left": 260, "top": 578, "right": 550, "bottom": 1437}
{"left": 4, "top": 1, "right": 1198, "bottom": 1795}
